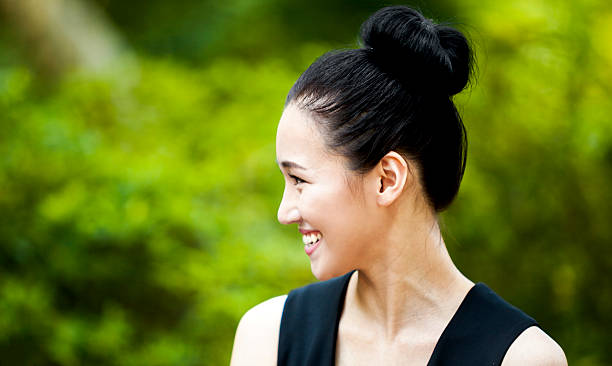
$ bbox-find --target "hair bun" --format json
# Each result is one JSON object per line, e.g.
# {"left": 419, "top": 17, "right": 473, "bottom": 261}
{"left": 359, "top": 6, "right": 472, "bottom": 96}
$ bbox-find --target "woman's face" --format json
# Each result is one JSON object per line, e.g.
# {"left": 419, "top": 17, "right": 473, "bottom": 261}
{"left": 276, "top": 103, "right": 380, "bottom": 280}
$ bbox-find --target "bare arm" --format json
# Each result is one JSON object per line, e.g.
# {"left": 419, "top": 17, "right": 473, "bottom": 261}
{"left": 230, "top": 295, "right": 287, "bottom": 366}
{"left": 501, "top": 326, "right": 567, "bottom": 366}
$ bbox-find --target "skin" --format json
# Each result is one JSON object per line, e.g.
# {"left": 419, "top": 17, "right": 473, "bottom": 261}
{"left": 230, "top": 103, "right": 567, "bottom": 366}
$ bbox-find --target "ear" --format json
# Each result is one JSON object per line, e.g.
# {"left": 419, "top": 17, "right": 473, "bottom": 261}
{"left": 375, "top": 151, "right": 411, "bottom": 207}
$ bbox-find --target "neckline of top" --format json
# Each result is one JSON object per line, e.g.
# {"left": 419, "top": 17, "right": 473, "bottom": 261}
{"left": 331, "top": 270, "right": 484, "bottom": 366}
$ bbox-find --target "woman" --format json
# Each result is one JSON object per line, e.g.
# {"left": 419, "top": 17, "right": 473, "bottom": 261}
{"left": 230, "top": 6, "right": 567, "bottom": 366}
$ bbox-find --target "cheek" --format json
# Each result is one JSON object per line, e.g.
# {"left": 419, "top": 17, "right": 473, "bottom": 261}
{"left": 299, "top": 186, "right": 335, "bottom": 220}
{"left": 303, "top": 183, "right": 368, "bottom": 236}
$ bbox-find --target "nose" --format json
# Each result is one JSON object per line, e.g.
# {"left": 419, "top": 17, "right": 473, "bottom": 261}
{"left": 277, "top": 187, "right": 301, "bottom": 225}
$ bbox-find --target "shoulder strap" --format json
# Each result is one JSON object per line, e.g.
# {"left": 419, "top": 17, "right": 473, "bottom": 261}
{"left": 277, "top": 270, "right": 355, "bottom": 366}
{"left": 427, "top": 283, "right": 539, "bottom": 366}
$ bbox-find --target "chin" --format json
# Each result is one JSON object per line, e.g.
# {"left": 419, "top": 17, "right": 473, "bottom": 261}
{"left": 310, "top": 260, "right": 351, "bottom": 281}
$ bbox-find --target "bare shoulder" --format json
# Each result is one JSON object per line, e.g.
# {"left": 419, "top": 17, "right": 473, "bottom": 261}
{"left": 229, "top": 295, "right": 288, "bottom": 366}
{"left": 502, "top": 326, "right": 568, "bottom": 366}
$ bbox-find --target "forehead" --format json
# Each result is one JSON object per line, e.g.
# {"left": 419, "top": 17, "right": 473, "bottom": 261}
{"left": 277, "top": 104, "right": 321, "bottom": 138}
{"left": 276, "top": 104, "right": 329, "bottom": 164}
{"left": 276, "top": 104, "right": 365, "bottom": 195}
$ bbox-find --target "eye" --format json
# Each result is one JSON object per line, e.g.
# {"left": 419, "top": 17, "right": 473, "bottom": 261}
{"left": 289, "top": 174, "right": 307, "bottom": 185}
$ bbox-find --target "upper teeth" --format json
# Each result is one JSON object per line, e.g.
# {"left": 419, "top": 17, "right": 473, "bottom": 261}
{"left": 302, "top": 232, "right": 322, "bottom": 245}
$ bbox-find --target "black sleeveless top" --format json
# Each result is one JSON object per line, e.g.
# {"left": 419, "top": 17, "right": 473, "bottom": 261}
{"left": 277, "top": 270, "right": 538, "bottom": 366}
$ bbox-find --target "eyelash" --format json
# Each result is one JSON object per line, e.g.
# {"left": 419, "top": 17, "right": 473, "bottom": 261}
{"left": 289, "top": 175, "right": 306, "bottom": 185}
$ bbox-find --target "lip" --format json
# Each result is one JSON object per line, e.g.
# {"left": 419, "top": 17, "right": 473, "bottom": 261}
{"left": 299, "top": 228, "right": 321, "bottom": 235}
{"left": 304, "top": 237, "right": 321, "bottom": 256}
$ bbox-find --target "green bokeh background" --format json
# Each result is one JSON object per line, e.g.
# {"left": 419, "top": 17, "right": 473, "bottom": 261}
{"left": 1, "top": 0, "right": 610, "bottom": 365}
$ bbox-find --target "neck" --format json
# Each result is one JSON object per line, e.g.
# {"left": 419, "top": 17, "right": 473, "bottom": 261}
{"left": 346, "top": 207, "right": 473, "bottom": 341}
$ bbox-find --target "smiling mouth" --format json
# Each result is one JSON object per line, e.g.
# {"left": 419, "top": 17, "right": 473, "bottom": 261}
{"left": 302, "top": 232, "right": 322, "bottom": 248}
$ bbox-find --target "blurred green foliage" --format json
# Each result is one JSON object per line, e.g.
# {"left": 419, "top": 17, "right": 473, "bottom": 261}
{"left": 0, "top": 0, "right": 611, "bottom": 365}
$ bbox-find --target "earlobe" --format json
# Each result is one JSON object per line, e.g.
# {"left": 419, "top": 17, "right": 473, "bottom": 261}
{"left": 376, "top": 151, "right": 409, "bottom": 206}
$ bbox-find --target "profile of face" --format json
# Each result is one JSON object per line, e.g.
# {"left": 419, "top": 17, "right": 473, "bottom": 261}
{"left": 276, "top": 103, "right": 383, "bottom": 281}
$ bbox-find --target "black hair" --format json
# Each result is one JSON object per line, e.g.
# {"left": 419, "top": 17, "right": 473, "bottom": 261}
{"left": 286, "top": 6, "right": 474, "bottom": 212}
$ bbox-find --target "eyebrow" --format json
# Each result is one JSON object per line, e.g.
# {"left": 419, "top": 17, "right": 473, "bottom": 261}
{"left": 276, "top": 159, "right": 307, "bottom": 170}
